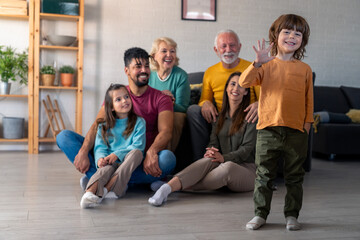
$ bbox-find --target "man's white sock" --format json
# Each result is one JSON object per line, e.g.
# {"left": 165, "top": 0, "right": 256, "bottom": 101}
{"left": 148, "top": 183, "right": 171, "bottom": 206}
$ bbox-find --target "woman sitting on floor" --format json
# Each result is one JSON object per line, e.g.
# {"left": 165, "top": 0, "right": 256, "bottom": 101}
{"left": 148, "top": 72, "right": 257, "bottom": 206}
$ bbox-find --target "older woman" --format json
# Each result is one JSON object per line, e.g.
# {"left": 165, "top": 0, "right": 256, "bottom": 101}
{"left": 149, "top": 37, "right": 190, "bottom": 152}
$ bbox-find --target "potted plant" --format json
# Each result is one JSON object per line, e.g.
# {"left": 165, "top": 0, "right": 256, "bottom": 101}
{"left": 0, "top": 45, "right": 28, "bottom": 94}
{"left": 40, "top": 65, "right": 56, "bottom": 86}
{"left": 59, "top": 65, "right": 75, "bottom": 87}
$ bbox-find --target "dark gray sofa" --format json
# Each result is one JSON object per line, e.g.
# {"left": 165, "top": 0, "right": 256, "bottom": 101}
{"left": 312, "top": 85, "right": 360, "bottom": 158}
{"left": 174, "top": 72, "right": 204, "bottom": 171}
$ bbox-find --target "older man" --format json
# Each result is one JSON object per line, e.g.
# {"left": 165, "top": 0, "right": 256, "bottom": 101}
{"left": 56, "top": 47, "right": 176, "bottom": 190}
{"left": 187, "top": 30, "right": 260, "bottom": 160}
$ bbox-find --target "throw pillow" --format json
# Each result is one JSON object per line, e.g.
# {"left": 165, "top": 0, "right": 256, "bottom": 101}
{"left": 346, "top": 109, "right": 360, "bottom": 123}
{"left": 314, "top": 111, "right": 351, "bottom": 123}
{"left": 340, "top": 86, "right": 360, "bottom": 109}
{"left": 190, "top": 83, "right": 202, "bottom": 90}
{"left": 190, "top": 83, "right": 202, "bottom": 105}
{"left": 313, "top": 111, "right": 352, "bottom": 133}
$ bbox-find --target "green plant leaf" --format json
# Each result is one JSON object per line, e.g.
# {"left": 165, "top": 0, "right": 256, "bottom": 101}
{"left": 0, "top": 45, "right": 28, "bottom": 85}
{"left": 59, "top": 65, "right": 75, "bottom": 74}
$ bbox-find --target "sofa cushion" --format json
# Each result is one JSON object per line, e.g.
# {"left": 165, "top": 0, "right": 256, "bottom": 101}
{"left": 340, "top": 86, "right": 360, "bottom": 109}
{"left": 314, "top": 86, "right": 350, "bottom": 113}
{"left": 188, "top": 72, "right": 204, "bottom": 84}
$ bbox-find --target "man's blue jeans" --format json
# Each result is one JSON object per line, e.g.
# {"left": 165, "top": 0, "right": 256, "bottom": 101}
{"left": 56, "top": 130, "right": 176, "bottom": 183}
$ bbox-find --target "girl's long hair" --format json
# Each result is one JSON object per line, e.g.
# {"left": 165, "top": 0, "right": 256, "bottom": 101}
{"left": 216, "top": 72, "right": 250, "bottom": 136}
{"left": 97, "top": 84, "right": 137, "bottom": 144}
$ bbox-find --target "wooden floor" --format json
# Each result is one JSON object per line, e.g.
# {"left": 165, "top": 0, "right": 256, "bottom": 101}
{"left": 0, "top": 151, "right": 359, "bottom": 240}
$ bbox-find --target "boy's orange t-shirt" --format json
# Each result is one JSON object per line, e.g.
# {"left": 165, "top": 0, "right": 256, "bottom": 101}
{"left": 239, "top": 58, "right": 314, "bottom": 132}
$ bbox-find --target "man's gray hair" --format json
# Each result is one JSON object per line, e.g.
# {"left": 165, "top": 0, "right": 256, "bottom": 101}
{"left": 214, "top": 29, "right": 240, "bottom": 47}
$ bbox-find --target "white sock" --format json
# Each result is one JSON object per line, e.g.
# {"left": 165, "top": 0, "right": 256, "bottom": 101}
{"left": 105, "top": 191, "right": 118, "bottom": 199}
{"left": 246, "top": 216, "right": 266, "bottom": 230}
{"left": 150, "top": 180, "right": 166, "bottom": 192}
{"left": 80, "top": 175, "right": 89, "bottom": 192}
{"left": 80, "top": 192, "right": 100, "bottom": 209}
{"left": 286, "top": 216, "right": 301, "bottom": 230}
{"left": 98, "top": 188, "right": 108, "bottom": 203}
{"left": 148, "top": 183, "right": 171, "bottom": 206}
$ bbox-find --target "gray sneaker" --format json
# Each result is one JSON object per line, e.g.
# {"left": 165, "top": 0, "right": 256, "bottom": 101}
{"left": 286, "top": 216, "right": 301, "bottom": 231}
{"left": 80, "top": 175, "right": 89, "bottom": 191}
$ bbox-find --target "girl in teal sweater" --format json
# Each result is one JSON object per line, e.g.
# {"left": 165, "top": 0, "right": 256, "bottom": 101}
{"left": 80, "top": 84, "right": 146, "bottom": 208}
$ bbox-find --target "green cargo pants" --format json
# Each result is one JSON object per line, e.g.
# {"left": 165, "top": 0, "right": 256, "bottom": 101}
{"left": 253, "top": 126, "right": 308, "bottom": 219}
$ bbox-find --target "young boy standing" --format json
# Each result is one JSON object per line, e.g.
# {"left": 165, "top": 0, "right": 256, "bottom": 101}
{"left": 238, "top": 14, "right": 313, "bottom": 231}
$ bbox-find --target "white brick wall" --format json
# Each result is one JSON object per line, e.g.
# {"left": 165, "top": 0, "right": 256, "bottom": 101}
{"left": 84, "top": 0, "right": 360, "bottom": 134}
{"left": 84, "top": 0, "right": 360, "bottom": 88}
{"left": 1, "top": 0, "right": 359, "bottom": 150}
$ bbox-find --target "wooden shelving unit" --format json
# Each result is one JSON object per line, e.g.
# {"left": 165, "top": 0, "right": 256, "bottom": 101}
{"left": 33, "top": 0, "right": 84, "bottom": 153}
{"left": 0, "top": 0, "right": 34, "bottom": 153}
{"left": 0, "top": 0, "right": 83, "bottom": 154}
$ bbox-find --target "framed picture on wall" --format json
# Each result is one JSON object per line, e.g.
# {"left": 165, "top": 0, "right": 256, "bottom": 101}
{"left": 181, "top": 0, "right": 216, "bottom": 21}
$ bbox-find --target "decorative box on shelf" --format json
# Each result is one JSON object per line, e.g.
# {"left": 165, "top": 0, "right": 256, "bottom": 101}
{"left": 0, "top": 0, "right": 27, "bottom": 16}
{"left": 41, "top": 0, "right": 78, "bottom": 16}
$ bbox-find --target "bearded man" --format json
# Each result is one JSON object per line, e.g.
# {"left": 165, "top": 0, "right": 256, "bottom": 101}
{"left": 187, "top": 30, "right": 260, "bottom": 160}
{"left": 56, "top": 47, "right": 176, "bottom": 191}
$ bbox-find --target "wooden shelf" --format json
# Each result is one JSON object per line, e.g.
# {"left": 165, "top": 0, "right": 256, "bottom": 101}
{"left": 0, "top": 138, "right": 28, "bottom": 143}
{"left": 0, "top": 14, "right": 28, "bottom": 20}
{"left": 38, "top": 137, "right": 56, "bottom": 143}
{"left": 0, "top": 94, "right": 28, "bottom": 98}
{"left": 40, "top": 45, "right": 78, "bottom": 51}
{"left": 39, "top": 86, "right": 78, "bottom": 90}
{"left": 40, "top": 13, "right": 79, "bottom": 21}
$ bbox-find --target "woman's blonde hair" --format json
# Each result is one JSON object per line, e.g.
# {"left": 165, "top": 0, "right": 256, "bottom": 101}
{"left": 149, "top": 37, "right": 179, "bottom": 71}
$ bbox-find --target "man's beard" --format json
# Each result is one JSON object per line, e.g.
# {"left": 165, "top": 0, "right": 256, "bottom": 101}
{"left": 132, "top": 73, "right": 149, "bottom": 87}
{"left": 220, "top": 52, "right": 239, "bottom": 64}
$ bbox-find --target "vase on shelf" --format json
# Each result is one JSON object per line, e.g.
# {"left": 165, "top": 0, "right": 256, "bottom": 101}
{"left": 60, "top": 73, "right": 73, "bottom": 87}
{"left": 41, "top": 74, "right": 55, "bottom": 86}
{"left": 0, "top": 82, "right": 11, "bottom": 94}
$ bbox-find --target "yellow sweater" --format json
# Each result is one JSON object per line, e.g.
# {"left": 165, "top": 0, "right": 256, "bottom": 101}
{"left": 239, "top": 58, "right": 314, "bottom": 132}
{"left": 199, "top": 59, "right": 260, "bottom": 112}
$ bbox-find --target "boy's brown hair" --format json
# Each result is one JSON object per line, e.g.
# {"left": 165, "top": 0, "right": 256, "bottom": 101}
{"left": 269, "top": 14, "right": 310, "bottom": 60}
